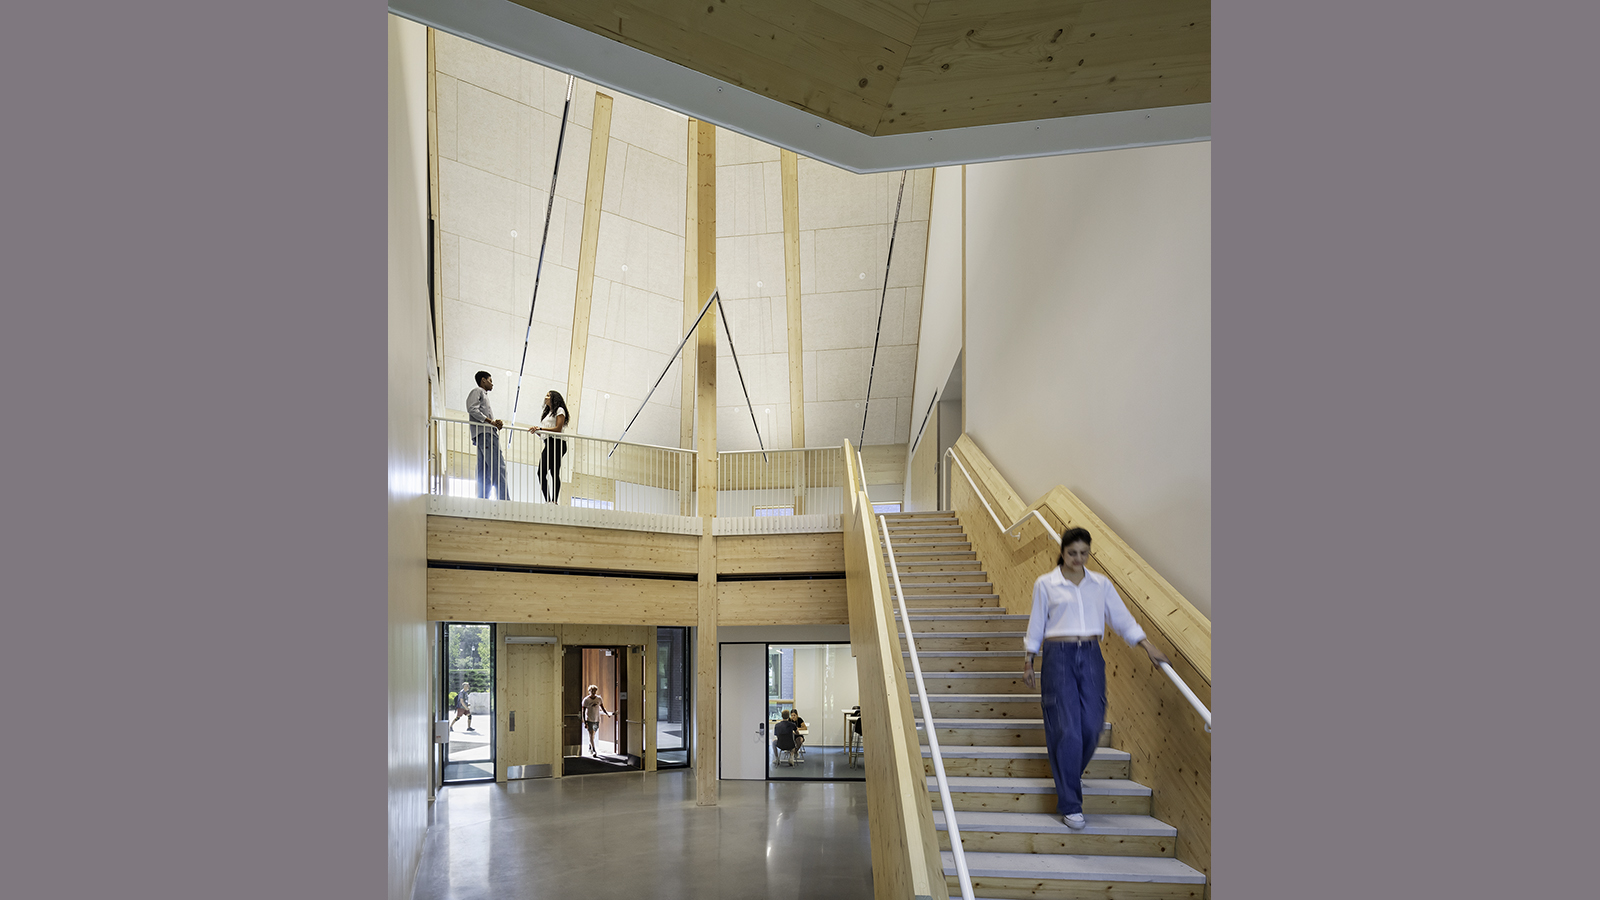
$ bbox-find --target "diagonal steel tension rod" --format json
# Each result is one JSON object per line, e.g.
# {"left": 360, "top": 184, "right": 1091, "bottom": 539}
{"left": 716, "top": 298, "right": 767, "bottom": 462}
{"left": 606, "top": 290, "right": 768, "bottom": 462}
{"left": 860, "top": 170, "right": 909, "bottom": 448}
{"left": 509, "top": 75, "right": 575, "bottom": 445}
{"left": 608, "top": 291, "right": 720, "bottom": 458}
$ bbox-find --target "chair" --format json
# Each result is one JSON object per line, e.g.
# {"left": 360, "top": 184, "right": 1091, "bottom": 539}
{"left": 846, "top": 710, "right": 863, "bottom": 767}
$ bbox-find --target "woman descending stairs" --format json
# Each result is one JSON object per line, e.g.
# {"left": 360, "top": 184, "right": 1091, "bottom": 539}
{"left": 879, "top": 511, "right": 1207, "bottom": 900}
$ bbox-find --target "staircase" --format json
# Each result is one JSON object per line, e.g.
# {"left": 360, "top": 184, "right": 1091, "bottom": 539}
{"left": 879, "top": 511, "right": 1207, "bottom": 900}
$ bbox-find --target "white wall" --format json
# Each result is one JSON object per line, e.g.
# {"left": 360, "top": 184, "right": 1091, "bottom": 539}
{"left": 790, "top": 644, "right": 859, "bottom": 746}
{"left": 904, "top": 166, "right": 965, "bottom": 488}
{"left": 964, "top": 143, "right": 1212, "bottom": 617}
{"left": 387, "top": 15, "right": 432, "bottom": 900}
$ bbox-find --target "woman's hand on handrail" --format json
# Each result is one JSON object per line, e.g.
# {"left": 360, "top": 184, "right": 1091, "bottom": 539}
{"left": 1139, "top": 639, "right": 1171, "bottom": 669}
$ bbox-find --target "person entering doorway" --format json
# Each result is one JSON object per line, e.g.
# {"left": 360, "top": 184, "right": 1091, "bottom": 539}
{"left": 580, "top": 684, "right": 613, "bottom": 756}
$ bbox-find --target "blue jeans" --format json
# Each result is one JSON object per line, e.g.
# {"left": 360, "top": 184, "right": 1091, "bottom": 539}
{"left": 1040, "top": 640, "right": 1108, "bottom": 816}
{"left": 475, "top": 432, "right": 508, "bottom": 499}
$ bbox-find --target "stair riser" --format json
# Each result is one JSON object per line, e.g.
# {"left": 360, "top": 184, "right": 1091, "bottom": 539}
{"left": 930, "top": 757, "right": 1130, "bottom": 779}
{"left": 885, "top": 551, "right": 977, "bottom": 560}
{"left": 932, "top": 791, "right": 1150, "bottom": 816}
{"left": 916, "top": 708, "right": 1109, "bottom": 745}
{"left": 896, "top": 573, "right": 991, "bottom": 584}
{"left": 902, "top": 595, "right": 998, "bottom": 608}
{"left": 904, "top": 656, "right": 1024, "bottom": 672}
{"left": 881, "top": 534, "right": 969, "bottom": 545}
{"left": 899, "top": 618, "right": 1028, "bottom": 633}
{"left": 949, "top": 876, "right": 1202, "bottom": 900}
{"left": 903, "top": 637, "right": 1024, "bottom": 653}
{"left": 937, "top": 831, "right": 1173, "bottom": 857}
{"left": 892, "top": 565, "right": 985, "bottom": 575}
{"left": 894, "top": 584, "right": 998, "bottom": 595}
{"left": 905, "top": 674, "right": 1033, "bottom": 692}
{"left": 908, "top": 701, "right": 1043, "bottom": 719}
{"left": 919, "top": 725, "right": 1043, "bottom": 746}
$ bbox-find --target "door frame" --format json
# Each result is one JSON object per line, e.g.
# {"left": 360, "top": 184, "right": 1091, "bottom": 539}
{"left": 439, "top": 621, "right": 496, "bottom": 784}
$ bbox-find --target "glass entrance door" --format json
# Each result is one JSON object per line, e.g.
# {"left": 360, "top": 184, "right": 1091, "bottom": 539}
{"left": 441, "top": 622, "right": 494, "bottom": 783}
{"left": 655, "top": 627, "right": 690, "bottom": 767}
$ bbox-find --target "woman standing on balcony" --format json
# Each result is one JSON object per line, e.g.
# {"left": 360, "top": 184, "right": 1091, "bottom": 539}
{"left": 528, "top": 390, "right": 569, "bottom": 503}
{"left": 1022, "top": 527, "right": 1170, "bottom": 830}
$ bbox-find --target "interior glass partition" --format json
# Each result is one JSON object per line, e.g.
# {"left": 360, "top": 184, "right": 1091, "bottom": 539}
{"left": 765, "top": 643, "right": 863, "bottom": 781}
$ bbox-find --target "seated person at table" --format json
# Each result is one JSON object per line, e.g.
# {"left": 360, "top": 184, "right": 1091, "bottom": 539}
{"left": 789, "top": 709, "right": 806, "bottom": 756}
{"left": 773, "top": 711, "right": 800, "bottom": 765}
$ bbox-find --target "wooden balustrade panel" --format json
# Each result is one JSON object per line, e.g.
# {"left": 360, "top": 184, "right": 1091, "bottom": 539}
{"left": 428, "top": 515, "right": 698, "bottom": 573}
{"left": 716, "top": 533, "right": 845, "bottom": 575}
{"left": 427, "top": 568, "right": 697, "bottom": 625}
{"left": 844, "top": 482, "right": 951, "bottom": 900}
{"left": 715, "top": 579, "right": 848, "bottom": 626}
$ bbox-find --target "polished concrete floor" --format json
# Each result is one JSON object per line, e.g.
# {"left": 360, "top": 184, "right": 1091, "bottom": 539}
{"left": 414, "top": 769, "right": 875, "bottom": 900}
{"left": 767, "top": 746, "right": 865, "bottom": 781}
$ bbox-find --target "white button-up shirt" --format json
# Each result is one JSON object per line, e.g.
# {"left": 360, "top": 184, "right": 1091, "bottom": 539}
{"left": 1023, "top": 566, "right": 1147, "bottom": 654}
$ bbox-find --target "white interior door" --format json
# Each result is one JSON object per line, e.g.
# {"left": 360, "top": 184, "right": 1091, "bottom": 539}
{"left": 719, "top": 643, "right": 769, "bottom": 780}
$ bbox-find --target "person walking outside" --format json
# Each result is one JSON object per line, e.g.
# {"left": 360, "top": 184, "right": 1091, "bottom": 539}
{"left": 450, "top": 681, "right": 476, "bottom": 733}
{"left": 466, "top": 371, "right": 508, "bottom": 500}
{"left": 528, "top": 389, "right": 569, "bottom": 503}
{"left": 1022, "top": 527, "right": 1169, "bottom": 829}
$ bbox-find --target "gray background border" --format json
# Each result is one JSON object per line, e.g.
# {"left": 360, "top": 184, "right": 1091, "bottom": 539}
{"left": 3, "top": 1, "right": 1596, "bottom": 897}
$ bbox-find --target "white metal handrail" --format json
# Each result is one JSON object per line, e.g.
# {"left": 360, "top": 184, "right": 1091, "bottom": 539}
{"left": 880, "top": 516, "right": 974, "bottom": 900}
{"left": 432, "top": 417, "right": 688, "bottom": 455}
{"left": 942, "top": 447, "right": 1212, "bottom": 732}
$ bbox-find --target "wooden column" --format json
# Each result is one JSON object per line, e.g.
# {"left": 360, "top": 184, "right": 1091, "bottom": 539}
{"left": 566, "top": 92, "right": 614, "bottom": 431}
{"left": 678, "top": 120, "right": 699, "bottom": 515}
{"left": 781, "top": 149, "right": 805, "bottom": 448}
{"left": 692, "top": 119, "right": 719, "bottom": 807}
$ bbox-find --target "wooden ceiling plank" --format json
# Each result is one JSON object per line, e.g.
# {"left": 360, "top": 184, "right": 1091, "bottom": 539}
{"left": 810, "top": 0, "right": 930, "bottom": 46}
{"left": 513, "top": 0, "right": 911, "bottom": 132}
{"left": 880, "top": 2, "right": 1208, "bottom": 133}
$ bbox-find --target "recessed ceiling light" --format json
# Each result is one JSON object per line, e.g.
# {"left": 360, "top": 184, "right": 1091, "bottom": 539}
{"left": 859, "top": 273, "right": 866, "bottom": 279}
{"left": 756, "top": 281, "right": 763, "bottom": 288}
{"left": 604, "top": 393, "right": 611, "bottom": 399}
{"left": 621, "top": 264, "right": 629, "bottom": 272}
{"left": 510, "top": 230, "right": 518, "bottom": 238}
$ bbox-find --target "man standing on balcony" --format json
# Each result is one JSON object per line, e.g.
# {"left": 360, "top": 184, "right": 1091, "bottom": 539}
{"left": 466, "top": 371, "right": 508, "bottom": 500}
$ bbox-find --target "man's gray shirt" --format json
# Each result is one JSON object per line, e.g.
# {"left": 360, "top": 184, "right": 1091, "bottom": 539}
{"left": 466, "top": 387, "right": 496, "bottom": 442}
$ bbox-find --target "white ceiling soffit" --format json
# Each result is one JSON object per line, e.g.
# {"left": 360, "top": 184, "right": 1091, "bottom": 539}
{"left": 389, "top": 0, "right": 1210, "bottom": 175}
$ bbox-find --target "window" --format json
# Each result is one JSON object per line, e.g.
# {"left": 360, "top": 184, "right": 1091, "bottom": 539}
{"left": 753, "top": 505, "right": 794, "bottom": 516}
{"left": 571, "top": 497, "right": 614, "bottom": 510}
{"left": 871, "top": 502, "right": 902, "bottom": 513}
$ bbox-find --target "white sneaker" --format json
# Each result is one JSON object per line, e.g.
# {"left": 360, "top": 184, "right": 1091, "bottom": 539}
{"left": 1063, "top": 813, "right": 1086, "bottom": 829}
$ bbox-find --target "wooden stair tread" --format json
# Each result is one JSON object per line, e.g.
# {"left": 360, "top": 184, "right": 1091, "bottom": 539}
{"left": 909, "top": 693, "right": 1042, "bottom": 702}
{"left": 941, "top": 850, "right": 1206, "bottom": 883}
{"left": 930, "top": 776, "right": 1148, "bottom": 796}
{"left": 932, "top": 810, "right": 1174, "bottom": 836}
{"left": 923, "top": 745, "right": 1130, "bottom": 761}
{"left": 916, "top": 718, "right": 1044, "bottom": 728}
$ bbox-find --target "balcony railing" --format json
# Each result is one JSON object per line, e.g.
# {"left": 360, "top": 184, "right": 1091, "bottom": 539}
{"left": 428, "top": 418, "right": 850, "bottom": 535}
{"left": 713, "top": 447, "right": 845, "bottom": 534}
{"left": 427, "top": 418, "right": 701, "bottom": 534}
